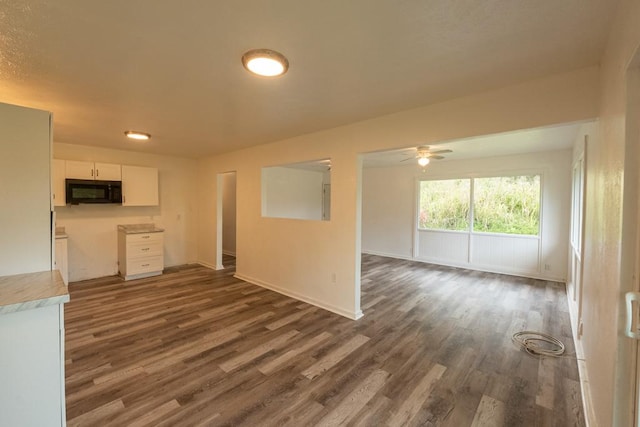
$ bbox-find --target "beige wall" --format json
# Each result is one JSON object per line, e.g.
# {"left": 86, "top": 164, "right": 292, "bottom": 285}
{"left": 198, "top": 66, "right": 599, "bottom": 320}
{"left": 363, "top": 149, "right": 573, "bottom": 281}
{"left": 54, "top": 143, "right": 199, "bottom": 282}
{"left": 581, "top": 1, "right": 640, "bottom": 425}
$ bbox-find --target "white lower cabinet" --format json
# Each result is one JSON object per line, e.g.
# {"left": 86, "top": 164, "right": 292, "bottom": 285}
{"left": 118, "top": 229, "right": 164, "bottom": 280}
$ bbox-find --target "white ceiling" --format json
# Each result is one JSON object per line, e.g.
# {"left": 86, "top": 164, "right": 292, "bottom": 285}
{"left": 0, "top": 1, "right": 617, "bottom": 158}
{"left": 361, "top": 122, "right": 583, "bottom": 167}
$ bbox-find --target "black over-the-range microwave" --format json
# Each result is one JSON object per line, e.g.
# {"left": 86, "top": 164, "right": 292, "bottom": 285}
{"left": 65, "top": 179, "right": 122, "bottom": 204}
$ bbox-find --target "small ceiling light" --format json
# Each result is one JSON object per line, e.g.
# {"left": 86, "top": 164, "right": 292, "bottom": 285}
{"left": 124, "top": 131, "right": 151, "bottom": 141}
{"left": 242, "top": 49, "right": 289, "bottom": 77}
{"left": 418, "top": 156, "right": 430, "bottom": 167}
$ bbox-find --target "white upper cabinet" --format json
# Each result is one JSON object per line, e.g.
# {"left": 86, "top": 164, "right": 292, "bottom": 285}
{"left": 122, "top": 165, "right": 159, "bottom": 206}
{"left": 52, "top": 158, "right": 66, "bottom": 207}
{"left": 95, "top": 163, "right": 121, "bottom": 180}
{"left": 65, "top": 160, "right": 121, "bottom": 181}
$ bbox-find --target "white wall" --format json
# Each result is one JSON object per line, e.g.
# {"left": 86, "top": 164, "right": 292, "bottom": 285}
{"left": 54, "top": 143, "right": 198, "bottom": 282}
{"left": 0, "top": 103, "right": 52, "bottom": 276}
{"left": 362, "top": 149, "right": 572, "bottom": 281}
{"left": 198, "top": 66, "right": 599, "bottom": 320}
{"left": 222, "top": 172, "right": 237, "bottom": 256}
{"left": 579, "top": 1, "right": 640, "bottom": 425}
{"left": 262, "top": 167, "right": 324, "bottom": 220}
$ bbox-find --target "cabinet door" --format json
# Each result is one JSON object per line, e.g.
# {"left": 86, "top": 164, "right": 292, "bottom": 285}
{"left": 65, "top": 160, "right": 94, "bottom": 179}
{"left": 122, "top": 165, "right": 159, "bottom": 206}
{"left": 95, "top": 162, "right": 121, "bottom": 181}
{"left": 52, "top": 159, "right": 66, "bottom": 206}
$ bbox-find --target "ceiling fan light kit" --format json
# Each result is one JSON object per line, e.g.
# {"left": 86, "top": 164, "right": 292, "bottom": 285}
{"left": 399, "top": 145, "right": 452, "bottom": 166}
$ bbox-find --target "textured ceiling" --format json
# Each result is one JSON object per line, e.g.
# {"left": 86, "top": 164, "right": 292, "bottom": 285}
{"left": 0, "top": 1, "right": 617, "bottom": 158}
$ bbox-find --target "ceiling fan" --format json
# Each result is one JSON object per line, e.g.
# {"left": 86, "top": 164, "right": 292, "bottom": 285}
{"left": 401, "top": 146, "right": 452, "bottom": 166}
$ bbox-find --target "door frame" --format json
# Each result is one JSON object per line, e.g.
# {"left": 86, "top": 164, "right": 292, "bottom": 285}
{"left": 215, "top": 171, "right": 238, "bottom": 270}
{"left": 613, "top": 51, "right": 640, "bottom": 427}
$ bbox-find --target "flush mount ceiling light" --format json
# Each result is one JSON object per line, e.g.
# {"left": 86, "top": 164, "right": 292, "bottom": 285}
{"left": 242, "top": 49, "right": 289, "bottom": 77}
{"left": 124, "top": 130, "right": 151, "bottom": 141}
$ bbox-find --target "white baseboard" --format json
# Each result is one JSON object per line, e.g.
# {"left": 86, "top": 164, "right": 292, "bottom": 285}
{"left": 197, "top": 260, "right": 223, "bottom": 271}
{"left": 362, "top": 250, "right": 565, "bottom": 282}
{"left": 566, "top": 293, "right": 596, "bottom": 427}
{"left": 362, "top": 250, "right": 413, "bottom": 261}
{"left": 234, "top": 273, "right": 363, "bottom": 321}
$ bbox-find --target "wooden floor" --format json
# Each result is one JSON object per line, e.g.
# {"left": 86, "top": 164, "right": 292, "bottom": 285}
{"left": 64, "top": 254, "right": 584, "bottom": 426}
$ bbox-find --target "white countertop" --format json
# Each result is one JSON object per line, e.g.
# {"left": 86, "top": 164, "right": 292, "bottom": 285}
{"left": 117, "top": 223, "right": 164, "bottom": 234}
{"left": 0, "top": 270, "right": 69, "bottom": 314}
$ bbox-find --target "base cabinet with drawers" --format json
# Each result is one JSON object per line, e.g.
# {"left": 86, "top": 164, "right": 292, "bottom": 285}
{"left": 117, "top": 225, "right": 164, "bottom": 281}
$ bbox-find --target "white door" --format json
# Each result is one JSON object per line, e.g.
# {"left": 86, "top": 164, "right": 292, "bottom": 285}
{"left": 619, "top": 60, "right": 640, "bottom": 427}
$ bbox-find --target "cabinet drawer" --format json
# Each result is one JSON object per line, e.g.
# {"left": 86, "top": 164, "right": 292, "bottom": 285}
{"left": 126, "top": 232, "right": 163, "bottom": 244}
{"left": 127, "top": 241, "right": 162, "bottom": 258}
{"left": 127, "top": 256, "right": 163, "bottom": 276}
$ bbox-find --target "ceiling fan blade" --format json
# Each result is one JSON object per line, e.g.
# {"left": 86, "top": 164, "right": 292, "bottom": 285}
{"left": 428, "top": 149, "right": 452, "bottom": 154}
{"left": 400, "top": 157, "right": 414, "bottom": 162}
{"left": 429, "top": 155, "right": 445, "bottom": 160}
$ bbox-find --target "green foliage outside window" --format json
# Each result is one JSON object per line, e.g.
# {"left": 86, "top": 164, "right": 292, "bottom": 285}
{"left": 418, "top": 175, "right": 540, "bottom": 236}
{"left": 419, "top": 179, "right": 470, "bottom": 230}
{"left": 473, "top": 175, "right": 540, "bottom": 235}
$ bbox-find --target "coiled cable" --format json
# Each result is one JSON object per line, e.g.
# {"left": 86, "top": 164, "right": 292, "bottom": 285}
{"left": 511, "top": 331, "right": 566, "bottom": 357}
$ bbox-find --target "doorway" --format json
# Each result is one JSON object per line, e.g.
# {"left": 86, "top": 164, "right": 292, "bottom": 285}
{"left": 217, "top": 171, "right": 237, "bottom": 270}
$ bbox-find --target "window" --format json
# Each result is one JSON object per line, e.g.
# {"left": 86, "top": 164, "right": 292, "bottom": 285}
{"left": 418, "top": 179, "right": 470, "bottom": 231}
{"left": 261, "top": 159, "right": 331, "bottom": 221}
{"left": 474, "top": 175, "right": 540, "bottom": 235}
{"left": 419, "top": 174, "right": 541, "bottom": 236}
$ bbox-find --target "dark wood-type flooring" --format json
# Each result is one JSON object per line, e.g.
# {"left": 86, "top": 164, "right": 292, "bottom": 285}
{"left": 64, "top": 254, "right": 584, "bottom": 426}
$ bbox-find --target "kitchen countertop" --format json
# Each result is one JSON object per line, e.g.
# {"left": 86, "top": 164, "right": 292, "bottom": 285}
{"left": 117, "top": 223, "right": 164, "bottom": 234}
{"left": 0, "top": 270, "right": 70, "bottom": 315}
{"left": 55, "top": 226, "right": 67, "bottom": 239}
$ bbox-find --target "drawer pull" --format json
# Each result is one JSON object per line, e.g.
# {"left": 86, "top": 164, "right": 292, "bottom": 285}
{"left": 142, "top": 235, "right": 150, "bottom": 239}
{"left": 142, "top": 248, "right": 150, "bottom": 251}
{"left": 141, "top": 264, "right": 150, "bottom": 267}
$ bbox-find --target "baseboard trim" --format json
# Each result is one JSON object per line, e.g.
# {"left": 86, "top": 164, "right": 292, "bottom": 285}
{"left": 362, "top": 250, "right": 413, "bottom": 261}
{"left": 222, "top": 250, "right": 237, "bottom": 257}
{"left": 362, "top": 250, "right": 565, "bottom": 282}
{"left": 566, "top": 292, "right": 596, "bottom": 427}
{"left": 234, "top": 273, "right": 362, "bottom": 321}
{"left": 197, "top": 260, "right": 222, "bottom": 271}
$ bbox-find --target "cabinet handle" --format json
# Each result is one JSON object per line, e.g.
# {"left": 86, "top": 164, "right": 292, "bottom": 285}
{"left": 142, "top": 235, "right": 150, "bottom": 239}
{"left": 142, "top": 247, "right": 150, "bottom": 251}
{"left": 142, "top": 264, "right": 150, "bottom": 267}
{"left": 96, "top": 169, "right": 99, "bottom": 177}
{"left": 91, "top": 169, "right": 94, "bottom": 177}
